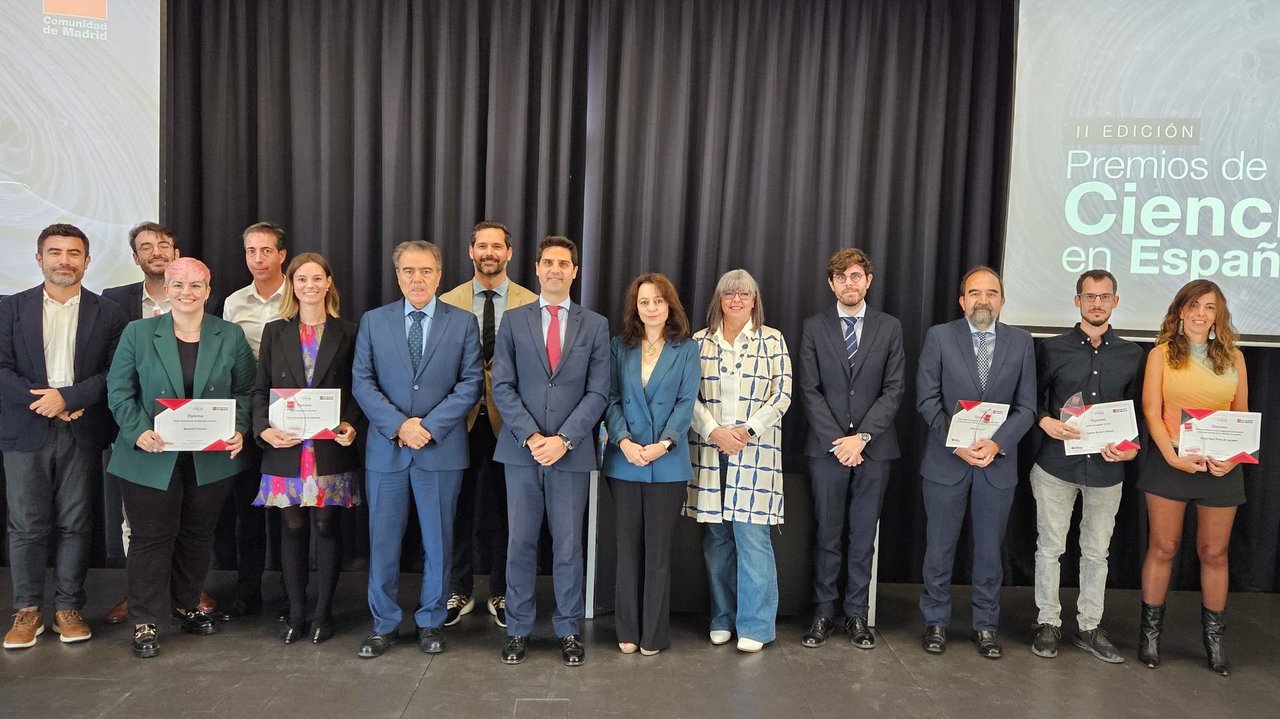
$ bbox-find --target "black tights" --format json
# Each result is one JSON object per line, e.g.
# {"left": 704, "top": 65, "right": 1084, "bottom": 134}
{"left": 279, "top": 506, "right": 343, "bottom": 626}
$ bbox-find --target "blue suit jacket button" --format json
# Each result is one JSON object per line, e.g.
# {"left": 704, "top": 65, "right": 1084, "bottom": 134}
{"left": 413, "top": 385, "right": 419, "bottom": 390}
{"left": 849, "top": 389, "right": 856, "bottom": 396}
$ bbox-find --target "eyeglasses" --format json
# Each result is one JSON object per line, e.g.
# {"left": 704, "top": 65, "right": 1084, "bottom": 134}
{"left": 831, "top": 273, "right": 866, "bottom": 285}
{"left": 1077, "top": 293, "right": 1115, "bottom": 303}
{"left": 721, "top": 290, "right": 754, "bottom": 301}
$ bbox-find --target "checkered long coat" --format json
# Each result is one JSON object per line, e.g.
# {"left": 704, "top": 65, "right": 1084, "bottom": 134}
{"left": 683, "top": 325, "right": 793, "bottom": 525}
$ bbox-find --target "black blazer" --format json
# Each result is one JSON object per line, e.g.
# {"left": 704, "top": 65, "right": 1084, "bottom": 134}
{"left": 0, "top": 285, "right": 128, "bottom": 453}
{"left": 797, "top": 306, "right": 906, "bottom": 460}
{"left": 252, "top": 317, "right": 362, "bottom": 477}
{"left": 102, "top": 281, "right": 225, "bottom": 320}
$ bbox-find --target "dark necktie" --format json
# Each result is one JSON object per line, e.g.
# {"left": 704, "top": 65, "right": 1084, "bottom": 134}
{"left": 409, "top": 310, "right": 426, "bottom": 373}
{"left": 842, "top": 316, "right": 858, "bottom": 371}
{"left": 976, "top": 331, "right": 992, "bottom": 392}
{"left": 481, "top": 290, "right": 496, "bottom": 361}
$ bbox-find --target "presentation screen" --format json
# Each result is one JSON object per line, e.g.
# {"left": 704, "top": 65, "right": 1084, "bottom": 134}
{"left": 0, "top": 0, "right": 160, "bottom": 296}
{"left": 1002, "top": 0, "right": 1280, "bottom": 344}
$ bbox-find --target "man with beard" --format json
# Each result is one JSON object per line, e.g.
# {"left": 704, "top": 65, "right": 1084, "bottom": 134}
{"left": 101, "top": 222, "right": 223, "bottom": 623}
{"left": 1029, "top": 270, "right": 1141, "bottom": 663}
{"left": 1, "top": 224, "right": 127, "bottom": 649}
{"left": 797, "top": 248, "right": 905, "bottom": 650}
{"left": 916, "top": 265, "right": 1036, "bottom": 659}
{"left": 439, "top": 221, "right": 537, "bottom": 628}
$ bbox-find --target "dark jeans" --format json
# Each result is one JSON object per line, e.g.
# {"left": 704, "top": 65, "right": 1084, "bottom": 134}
{"left": 450, "top": 418, "right": 508, "bottom": 596}
{"left": 610, "top": 478, "right": 685, "bottom": 650}
{"left": 4, "top": 422, "right": 99, "bottom": 611}
{"left": 122, "top": 455, "right": 233, "bottom": 626}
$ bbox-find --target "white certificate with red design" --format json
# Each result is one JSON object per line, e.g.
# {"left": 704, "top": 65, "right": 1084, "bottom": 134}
{"left": 946, "top": 401, "right": 1009, "bottom": 448}
{"left": 268, "top": 389, "right": 340, "bottom": 440}
{"left": 154, "top": 399, "right": 237, "bottom": 451}
{"left": 1060, "top": 399, "right": 1140, "bottom": 456}
{"left": 1178, "top": 409, "right": 1262, "bottom": 464}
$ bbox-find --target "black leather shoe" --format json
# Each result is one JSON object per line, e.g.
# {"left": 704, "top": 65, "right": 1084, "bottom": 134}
{"left": 418, "top": 626, "right": 447, "bottom": 654}
{"left": 502, "top": 635, "right": 528, "bottom": 665}
{"left": 281, "top": 621, "right": 309, "bottom": 644}
{"left": 1073, "top": 628, "right": 1124, "bottom": 664}
{"left": 173, "top": 608, "right": 218, "bottom": 636}
{"left": 801, "top": 617, "right": 834, "bottom": 648}
{"left": 1201, "top": 606, "right": 1230, "bottom": 677}
{"left": 311, "top": 621, "right": 334, "bottom": 644}
{"left": 132, "top": 624, "right": 159, "bottom": 658}
{"left": 559, "top": 634, "right": 586, "bottom": 666}
{"left": 217, "top": 596, "right": 263, "bottom": 622}
{"left": 1032, "top": 623, "right": 1061, "bottom": 658}
{"left": 972, "top": 630, "right": 1002, "bottom": 659}
{"left": 357, "top": 630, "right": 398, "bottom": 659}
{"left": 922, "top": 625, "right": 947, "bottom": 654}
{"left": 1138, "top": 602, "right": 1165, "bottom": 668}
{"left": 846, "top": 616, "right": 876, "bottom": 649}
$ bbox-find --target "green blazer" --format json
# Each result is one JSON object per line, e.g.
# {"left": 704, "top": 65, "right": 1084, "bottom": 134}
{"left": 106, "top": 313, "right": 255, "bottom": 488}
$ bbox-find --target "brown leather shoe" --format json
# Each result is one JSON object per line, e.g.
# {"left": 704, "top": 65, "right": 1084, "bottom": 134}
{"left": 196, "top": 593, "right": 218, "bottom": 614}
{"left": 3, "top": 608, "right": 44, "bottom": 650}
{"left": 53, "top": 610, "right": 92, "bottom": 643}
{"left": 104, "top": 598, "right": 128, "bottom": 625}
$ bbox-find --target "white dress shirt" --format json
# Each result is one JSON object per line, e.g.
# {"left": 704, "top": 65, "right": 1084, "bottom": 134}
{"left": 223, "top": 280, "right": 286, "bottom": 359}
{"left": 141, "top": 285, "right": 171, "bottom": 318}
{"left": 42, "top": 290, "right": 80, "bottom": 389}
{"left": 538, "top": 296, "right": 572, "bottom": 347}
{"left": 692, "top": 321, "right": 755, "bottom": 436}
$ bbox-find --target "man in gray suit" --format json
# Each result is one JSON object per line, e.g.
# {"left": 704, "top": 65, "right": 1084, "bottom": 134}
{"left": 491, "top": 236, "right": 610, "bottom": 667}
{"left": 916, "top": 266, "right": 1036, "bottom": 659}
{"left": 798, "top": 248, "right": 905, "bottom": 650}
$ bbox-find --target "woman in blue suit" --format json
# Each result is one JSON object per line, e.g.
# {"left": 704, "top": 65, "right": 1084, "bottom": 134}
{"left": 603, "top": 273, "right": 700, "bottom": 656}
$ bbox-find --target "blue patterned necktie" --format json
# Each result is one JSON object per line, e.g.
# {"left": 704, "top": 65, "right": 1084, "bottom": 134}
{"left": 976, "top": 331, "right": 992, "bottom": 392}
{"left": 408, "top": 310, "right": 426, "bottom": 372}
{"left": 842, "top": 317, "right": 858, "bottom": 370}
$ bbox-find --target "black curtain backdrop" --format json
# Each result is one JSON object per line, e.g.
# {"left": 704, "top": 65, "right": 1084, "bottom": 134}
{"left": 146, "top": 0, "right": 1280, "bottom": 595}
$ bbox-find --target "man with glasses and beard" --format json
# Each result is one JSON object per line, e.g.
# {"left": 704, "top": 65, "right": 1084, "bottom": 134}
{"left": 1029, "top": 270, "right": 1141, "bottom": 663}
{"left": 915, "top": 266, "right": 1036, "bottom": 660}
{"left": 1, "top": 224, "right": 127, "bottom": 649}
{"left": 439, "top": 221, "right": 537, "bottom": 629}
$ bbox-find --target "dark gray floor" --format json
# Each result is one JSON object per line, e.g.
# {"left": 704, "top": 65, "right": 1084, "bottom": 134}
{"left": 1, "top": 569, "right": 1277, "bottom": 718}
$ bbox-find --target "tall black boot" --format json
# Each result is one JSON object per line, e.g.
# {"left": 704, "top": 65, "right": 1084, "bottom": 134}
{"left": 1201, "top": 605, "right": 1230, "bottom": 677}
{"left": 1138, "top": 602, "right": 1165, "bottom": 668}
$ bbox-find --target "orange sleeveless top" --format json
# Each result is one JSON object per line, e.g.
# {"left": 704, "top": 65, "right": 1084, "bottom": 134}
{"left": 1158, "top": 343, "right": 1238, "bottom": 442}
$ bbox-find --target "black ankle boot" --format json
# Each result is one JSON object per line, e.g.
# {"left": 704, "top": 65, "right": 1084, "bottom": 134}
{"left": 1201, "top": 605, "right": 1229, "bottom": 677}
{"left": 1138, "top": 602, "right": 1165, "bottom": 668}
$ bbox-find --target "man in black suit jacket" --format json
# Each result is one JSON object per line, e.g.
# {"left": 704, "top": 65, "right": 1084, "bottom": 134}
{"left": 0, "top": 224, "right": 127, "bottom": 649}
{"left": 797, "top": 249, "right": 905, "bottom": 650}
{"left": 915, "top": 266, "right": 1037, "bottom": 660}
{"left": 102, "top": 221, "right": 224, "bottom": 320}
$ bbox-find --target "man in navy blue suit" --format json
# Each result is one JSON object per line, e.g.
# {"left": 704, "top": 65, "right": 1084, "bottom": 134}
{"left": 491, "top": 236, "right": 610, "bottom": 666}
{"left": 352, "top": 240, "right": 484, "bottom": 658}
{"left": 915, "top": 266, "right": 1036, "bottom": 660}
{"left": 1, "top": 224, "right": 127, "bottom": 649}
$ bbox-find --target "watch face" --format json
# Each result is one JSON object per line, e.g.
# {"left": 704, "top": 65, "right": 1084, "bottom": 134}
{"left": 859, "top": 433, "right": 871, "bottom": 442}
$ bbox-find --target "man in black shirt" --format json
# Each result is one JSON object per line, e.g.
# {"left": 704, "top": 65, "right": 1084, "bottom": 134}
{"left": 1030, "top": 269, "right": 1143, "bottom": 663}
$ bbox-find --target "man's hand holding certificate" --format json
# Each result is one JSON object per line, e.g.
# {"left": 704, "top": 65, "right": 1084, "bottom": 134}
{"left": 946, "top": 401, "right": 1009, "bottom": 448}
{"left": 1178, "top": 409, "right": 1262, "bottom": 464}
{"left": 148, "top": 399, "right": 242, "bottom": 454}
{"left": 1059, "top": 395, "right": 1140, "bottom": 458}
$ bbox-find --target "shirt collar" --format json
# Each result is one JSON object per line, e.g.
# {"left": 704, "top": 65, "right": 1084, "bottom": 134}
{"left": 404, "top": 296, "right": 437, "bottom": 318}
{"left": 42, "top": 289, "right": 82, "bottom": 307}
{"left": 538, "top": 296, "right": 572, "bottom": 312}
{"left": 967, "top": 320, "right": 997, "bottom": 337}
{"left": 1071, "top": 322, "right": 1115, "bottom": 347}
{"left": 712, "top": 320, "right": 755, "bottom": 348}
{"left": 253, "top": 280, "right": 287, "bottom": 303}
{"left": 836, "top": 303, "right": 867, "bottom": 322}
{"left": 473, "top": 278, "right": 509, "bottom": 297}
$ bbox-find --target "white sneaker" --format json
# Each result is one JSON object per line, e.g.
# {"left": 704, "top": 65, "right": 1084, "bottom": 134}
{"left": 737, "top": 637, "right": 764, "bottom": 653}
{"left": 709, "top": 630, "right": 732, "bottom": 645}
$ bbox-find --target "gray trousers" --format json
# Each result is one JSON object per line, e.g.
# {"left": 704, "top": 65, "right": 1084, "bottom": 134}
{"left": 4, "top": 422, "right": 100, "bottom": 611}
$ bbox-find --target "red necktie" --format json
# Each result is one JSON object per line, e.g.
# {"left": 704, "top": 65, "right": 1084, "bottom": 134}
{"left": 546, "top": 305, "right": 562, "bottom": 372}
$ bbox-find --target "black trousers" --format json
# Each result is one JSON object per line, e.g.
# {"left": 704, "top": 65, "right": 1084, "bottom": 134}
{"left": 213, "top": 464, "right": 268, "bottom": 601}
{"left": 808, "top": 454, "right": 891, "bottom": 620}
{"left": 450, "top": 417, "right": 508, "bottom": 596}
{"left": 122, "top": 455, "right": 233, "bottom": 627}
{"left": 609, "top": 477, "right": 686, "bottom": 650}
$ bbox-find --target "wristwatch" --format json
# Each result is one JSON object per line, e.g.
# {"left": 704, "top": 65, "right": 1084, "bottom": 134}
{"left": 557, "top": 433, "right": 574, "bottom": 451}
{"left": 857, "top": 432, "right": 872, "bottom": 443}
{"left": 745, "top": 426, "right": 757, "bottom": 437}
{"left": 661, "top": 438, "right": 675, "bottom": 453}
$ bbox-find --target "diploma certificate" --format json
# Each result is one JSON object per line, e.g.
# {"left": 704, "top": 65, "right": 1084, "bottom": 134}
{"left": 946, "top": 401, "right": 1009, "bottom": 448}
{"left": 1178, "top": 410, "right": 1262, "bottom": 464}
{"left": 268, "top": 389, "right": 341, "bottom": 440}
{"left": 1060, "top": 399, "right": 1140, "bottom": 456}
{"left": 154, "top": 399, "right": 237, "bottom": 451}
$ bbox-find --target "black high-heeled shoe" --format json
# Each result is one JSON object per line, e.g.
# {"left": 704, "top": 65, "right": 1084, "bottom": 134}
{"left": 1201, "top": 606, "right": 1230, "bottom": 677}
{"left": 280, "top": 621, "right": 309, "bottom": 644}
{"left": 311, "top": 621, "right": 334, "bottom": 644}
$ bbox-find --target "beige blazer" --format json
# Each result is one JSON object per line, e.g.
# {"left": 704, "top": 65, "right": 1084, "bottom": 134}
{"left": 439, "top": 278, "right": 537, "bottom": 434}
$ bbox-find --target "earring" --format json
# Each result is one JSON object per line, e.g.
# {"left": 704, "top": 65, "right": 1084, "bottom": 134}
{"left": 1208, "top": 325, "right": 1216, "bottom": 341}
{"left": 1178, "top": 319, "right": 1184, "bottom": 335}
